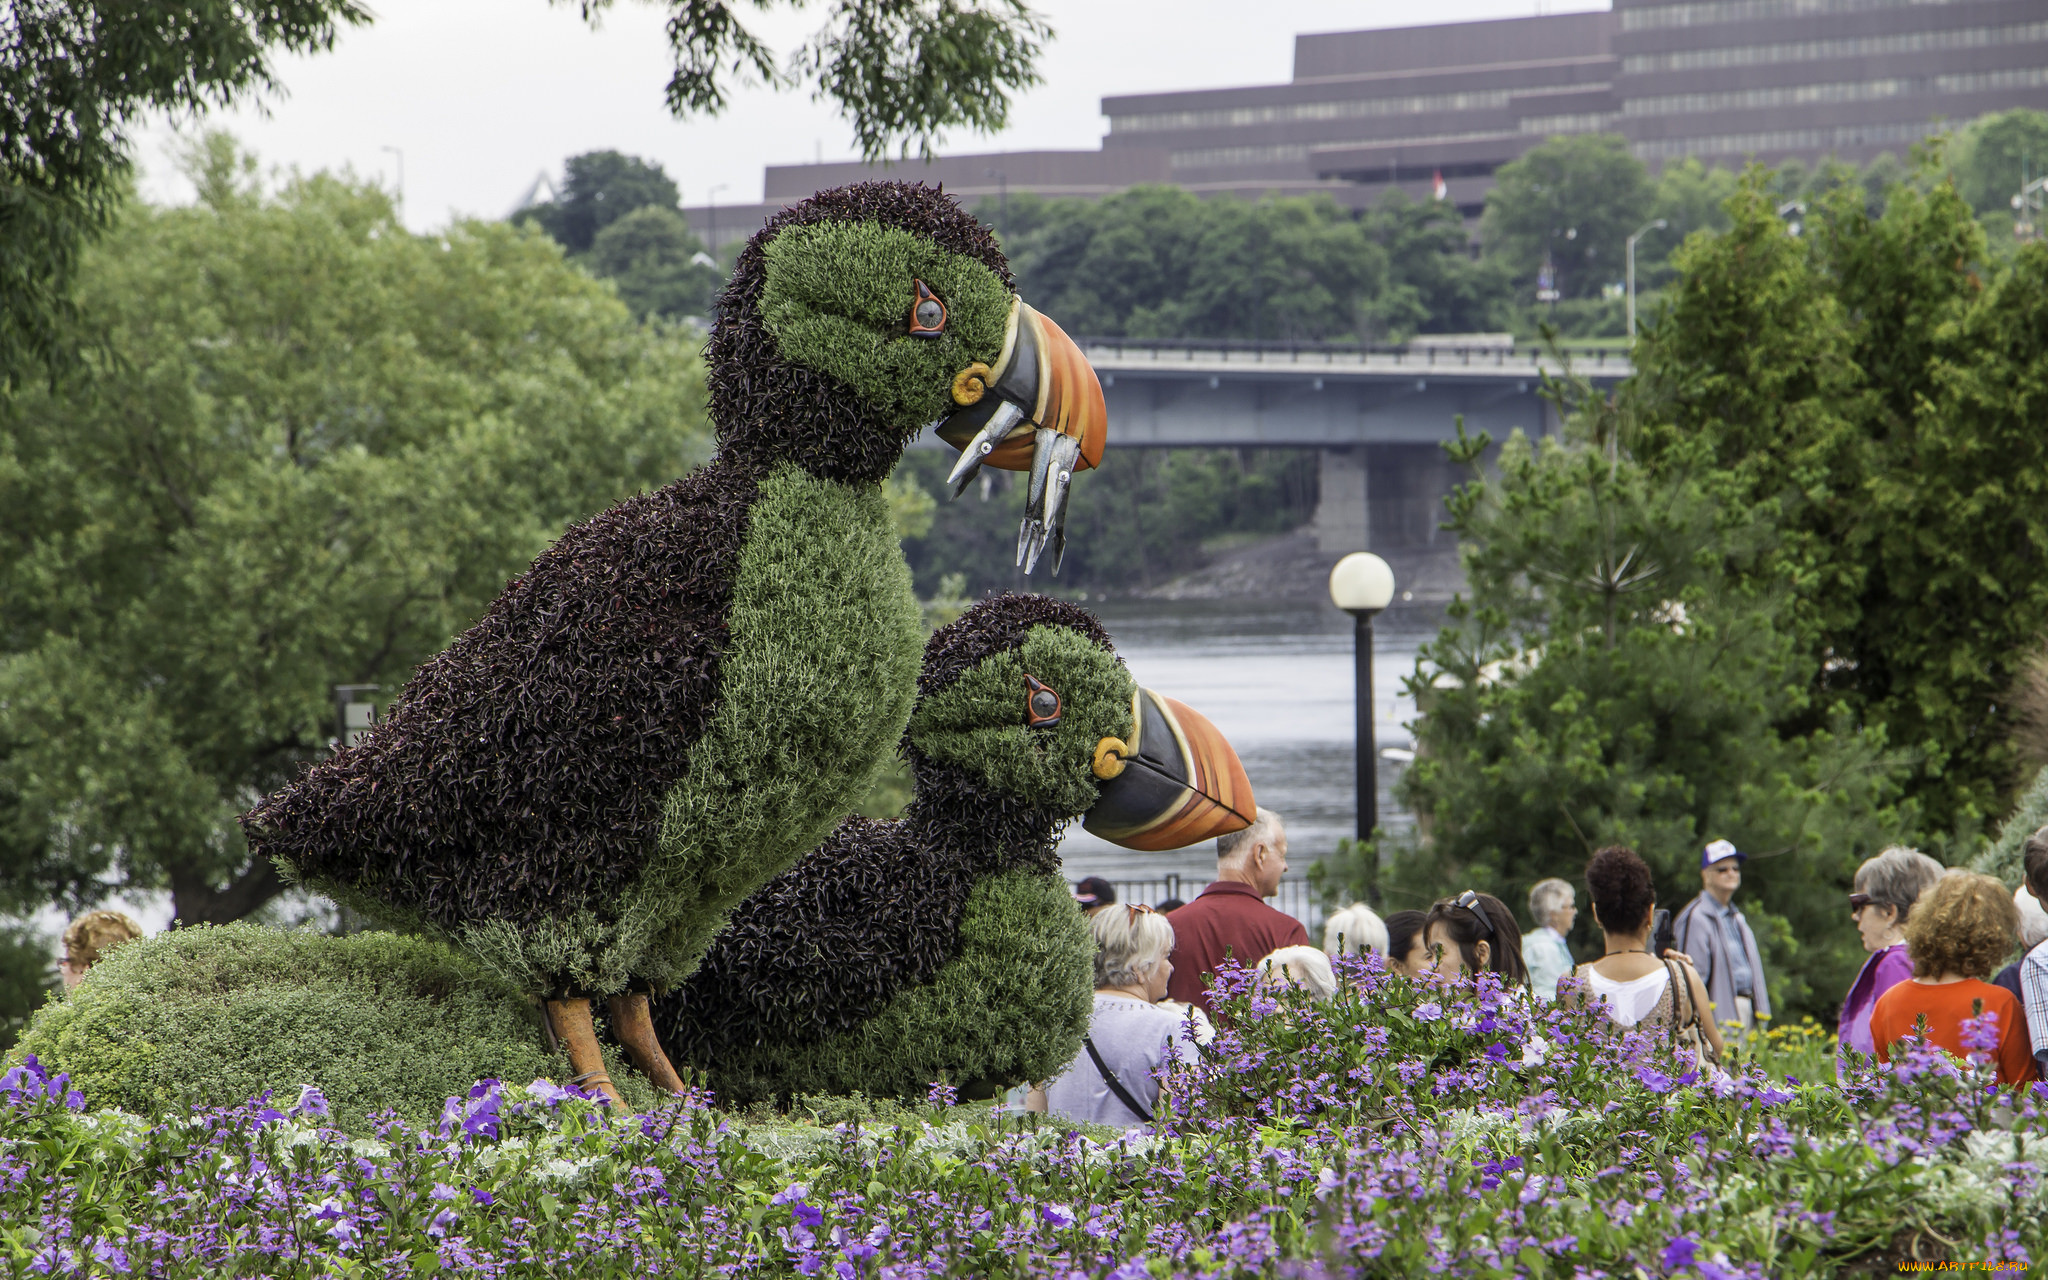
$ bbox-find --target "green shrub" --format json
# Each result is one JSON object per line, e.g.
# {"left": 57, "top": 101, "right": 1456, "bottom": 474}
{"left": 1973, "top": 763, "right": 2048, "bottom": 886}
{"left": 0, "top": 918, "right": 55, "bottom": 1053}
{"left": 12, "top": 923, "right": 652, "bottom": 1132}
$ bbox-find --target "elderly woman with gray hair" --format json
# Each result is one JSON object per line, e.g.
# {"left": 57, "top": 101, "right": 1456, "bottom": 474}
{"left": 1838, "top": 845, "right": 1946, "bottom": 1058}
{"left": 1041, "top": 905, "right": 1200, "bottom": 1126}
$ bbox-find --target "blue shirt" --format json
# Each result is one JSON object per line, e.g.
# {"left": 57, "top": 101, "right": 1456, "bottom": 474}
{"left": 1701, "top": 896, "right": 1753, "bottom": 997}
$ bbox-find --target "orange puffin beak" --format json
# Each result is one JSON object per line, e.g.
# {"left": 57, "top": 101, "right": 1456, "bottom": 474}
{"left": 935, "top": 298, "right": 1107, "bottom": 575}
{"left": 1082, "top": 689, "right": 1256, "bottom": 851}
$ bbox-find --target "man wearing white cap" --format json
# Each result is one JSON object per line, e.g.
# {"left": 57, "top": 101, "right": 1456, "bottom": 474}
{"left": 1672, "top": 839, "right": 1770, "bottom": 1032}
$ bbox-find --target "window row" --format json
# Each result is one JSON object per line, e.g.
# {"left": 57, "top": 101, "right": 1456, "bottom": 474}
{"left": 1621, "top": 20, "right": 2048, "bottom": 74}
{"left": 1622, "top": 0, "right": 1966, "bottom": 32}
{"left": 1113, "top": 88, "right": 1534, "bottom": 135}
{"left": 1624, "top": 64, "right": 2048, "bottom": 116}
{"left": 1632, "top": 117, "right": 1945, "bottom": 159}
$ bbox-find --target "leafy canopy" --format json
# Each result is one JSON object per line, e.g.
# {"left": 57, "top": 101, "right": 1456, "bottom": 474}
{"left": 0, "top": 137, "right": 712, "bottom": 929}
{"left": 1385, "top": 398, "right": 1911, "bottom": 1020}
{"left": 1481, "top": 134, "right": 1655, "bottom": 303}
{"left": 0, "top": 0, "right": 369, "bottom": 386}
{"left": 1635, "top": 155, "right": 2048, "bottom": 832}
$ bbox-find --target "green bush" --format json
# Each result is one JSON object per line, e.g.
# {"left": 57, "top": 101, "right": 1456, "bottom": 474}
{"left": 12, "top": 923, "right": 652, "bottom": 1132}
{"left": 0, "top": 918, "right": 54, "bottom": 1053}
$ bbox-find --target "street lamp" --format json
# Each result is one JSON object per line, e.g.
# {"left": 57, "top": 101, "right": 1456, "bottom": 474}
{"left": 1625, "top": 218, "right": 1667, "bottom": 342}
{"left": 1329, "top": 552, "right": 1396, "bottom": 858}
{"left": 706, "top": 183, "right": 729, "bottom": 261}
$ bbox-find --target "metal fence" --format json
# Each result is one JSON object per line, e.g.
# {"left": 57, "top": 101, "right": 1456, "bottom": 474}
{"left": 1109, "top": 875, "right": 1325, "bottom": 941}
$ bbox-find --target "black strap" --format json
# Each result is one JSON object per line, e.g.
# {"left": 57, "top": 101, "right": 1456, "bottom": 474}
{"left": 1082, "top": 1035, "right": 1153, "bottom": 1122}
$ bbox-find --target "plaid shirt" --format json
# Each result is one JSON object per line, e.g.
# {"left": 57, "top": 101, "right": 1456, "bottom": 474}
{"left": 2023, "top": 938, "right": 2048, "bottom": 1073}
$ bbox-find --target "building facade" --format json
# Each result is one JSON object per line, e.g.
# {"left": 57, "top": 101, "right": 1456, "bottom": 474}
{"left": 683, "top": 0, "right": 2048, "bottom": 248}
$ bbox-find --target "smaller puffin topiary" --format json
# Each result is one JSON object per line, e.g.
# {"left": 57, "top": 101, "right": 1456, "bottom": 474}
{"left": 13, "top": 924, "right": 653, "bottom": 1133}
{"left": 652, "top": 594, "right": 1254, "bottom": 1104}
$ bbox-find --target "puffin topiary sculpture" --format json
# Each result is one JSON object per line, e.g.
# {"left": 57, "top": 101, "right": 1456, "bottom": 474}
{"left": 649, "top": 594, "right": 1256, "bottom": 1104}
{"left": 240, "top": 183, "right": 1109, "bottom": 1108}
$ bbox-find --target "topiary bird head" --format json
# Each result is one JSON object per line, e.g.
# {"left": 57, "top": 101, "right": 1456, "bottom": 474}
{"left": 707, "top": 182, "right": 1105, "bottom": 572}
{"left": 906, "top": 595, "right": 1254, "bottom": 850}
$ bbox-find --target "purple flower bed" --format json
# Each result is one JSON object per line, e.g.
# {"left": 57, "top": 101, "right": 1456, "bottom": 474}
{"left": 1, "top": 954, "right": 2040, "bottom": 1277}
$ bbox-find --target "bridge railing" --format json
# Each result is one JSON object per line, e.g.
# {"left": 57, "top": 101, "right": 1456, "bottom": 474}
{"left": 1109, "top": 873, "right": 1326, "bottom": 940}
{"left": 1076, "top": 335, "right": 1633, "bottom": 374}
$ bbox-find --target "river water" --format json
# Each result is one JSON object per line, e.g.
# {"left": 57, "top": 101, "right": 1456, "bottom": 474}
{"left": 1055, "top": 597, "right": 1441, "bottom": 889}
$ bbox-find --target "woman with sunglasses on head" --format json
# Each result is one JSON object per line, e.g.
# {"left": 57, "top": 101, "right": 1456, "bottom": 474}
{"left": 1421, "top": 890, "right": 1530, "bottom": 988}
{"left": 1038, "top": 904, "right": 1200, "bottom": 1127}
{"left": 1838, "top": 846, "right": 1944, "bottom": 1059}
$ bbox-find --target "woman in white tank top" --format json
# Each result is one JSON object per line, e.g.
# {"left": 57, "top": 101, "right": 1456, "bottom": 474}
{"left": 1570, "top": 846, "right": 1724, "bottom": 1059}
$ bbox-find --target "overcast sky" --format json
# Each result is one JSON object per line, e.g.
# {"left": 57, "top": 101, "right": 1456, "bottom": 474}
{"left": 134, "top": 0, "right": 1607, "bottom": 232}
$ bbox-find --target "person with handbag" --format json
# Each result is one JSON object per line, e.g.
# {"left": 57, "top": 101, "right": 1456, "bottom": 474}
{"left": 1040, "top": 904, "right": 1200, "bottom": 1127}
{"left": 1568, "top": 846, "right": 1724, "bottom": 1063}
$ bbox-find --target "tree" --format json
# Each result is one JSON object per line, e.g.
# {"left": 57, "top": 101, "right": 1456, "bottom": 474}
{"left": 588, "top": 206, "right": 724, "bottom": 321}
{"left": 999, "top": 187, "right": 1385, "bottom": 342}
{"left": 1481, "top": 135, "right": 1654, "bottom": 303}
{"left": 1951, "top": 108, "right": 2048, "bottom": 218}
{"left": 1385, "top": 396, "right": 1910, "bottom": 1019}
{"left": 514, "top": 150, "right": 682, "bottom": 254}
{"left": 1635, "top": 157, "right": 2048, "bottom": 832}
{"left": 1360, "top": 191, "right": 1512, "bottom": 339}
{"left": 0, "top": 138, "right": 711, "bottom": 928}
{"left": 1, "top": 0, "right": 369, "bottom": 387}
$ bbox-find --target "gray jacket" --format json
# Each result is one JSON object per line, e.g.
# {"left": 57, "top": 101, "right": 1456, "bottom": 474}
{"left": 1673, "top": 892, "right": 1771, "bottom": 1027}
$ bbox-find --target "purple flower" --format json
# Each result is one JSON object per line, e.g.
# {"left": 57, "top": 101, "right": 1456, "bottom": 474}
{"left": 430, "top": 1183, "right": 458, "bottom": 1202}
{"left": 90, "top": 1238, "right": 131, "bottom": 1274}
{"left": 1040, "top": 1202, "right": 1076, "bottom": 1229}
{"left": 471, "top": 1188, "right": 494, "bottom": 1207}
{"left": 1414, "top": 1002, "right": 1444, "bottom": 1023}
{"left": 292, "top": 1084, "right": 329, "bottom": 1119}
{"left": 526, "top": 1079, "right": 577, "bottom": 1106}
{"left": 1662, "top": 1236, "right": 1699, "bottom": 1269}
{"left": 926, "top": 1080, "right": 959, "bottom": 1109}
{"left": 1636, "top": 1065, "right": 1674, "bottom": 1094}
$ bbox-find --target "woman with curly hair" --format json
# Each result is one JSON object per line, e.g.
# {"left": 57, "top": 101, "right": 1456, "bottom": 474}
{"left": 1869, "top": 871, "right": 2036, "bottom": 1084}
{"left": 1569, "top": 847, "right": 1723, "bottom": 1061}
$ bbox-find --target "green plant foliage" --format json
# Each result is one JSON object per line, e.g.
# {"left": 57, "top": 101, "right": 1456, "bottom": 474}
{"left": 1636, "top": 158, "right": 2048, "bottom": 832}
{"left": 758, "top": 220, "right": 1013, "bottom": 434}
{"left": 996, "top": 186, "right": 1386, "bottom": 342}
{"left": 0, "top": 919, "right": 54, "bottom": 1054}
{"left": 1481, "top": 135, "right": 1655, "bottom": 304}
{"left": 1950, "top": 108, "right": 2048, "bottom": 218}
{"left": 13, "top": 924, "right": 654, "bottom": 1133}
{"left": 1388, "top": 404, "right": 1911, "bottom": 1019}
{"left": 693, "top": 870, "right": 1092, "bottom": 1103}
{"left": 589, "top": 207, "right": 724, "bottom": 321}
{"left": 1973, "top": 764, "right": 2048, "bottom": 886}
{"left": 0, "top": 0, "right": 368, "bottom": 386}
{"left": 629, "top": 466, "right": 923, "bottom": 992}
{"left": 514, "top": 150, "right": 681, "bottom": 253}
{"left": 906, "top": 626, "right": 1135, "bottom": 816}
{"left": 0, "top": 136, "right": 712, "bottom": 928}
{"left": 1359, "top": 191, "right": 1513, "bottom": 340}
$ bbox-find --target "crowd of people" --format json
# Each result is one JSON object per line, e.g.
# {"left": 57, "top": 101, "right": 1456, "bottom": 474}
{"left": 1042, "top": 812, "right": 2048, "bottom": 1128}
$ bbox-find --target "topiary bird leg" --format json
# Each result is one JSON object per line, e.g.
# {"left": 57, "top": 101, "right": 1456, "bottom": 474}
{"left": 543, "top": 997, "right": 626, "bottom": 1111}
{"left": 606, "top": 992, "right": 687, "bottom": 1096}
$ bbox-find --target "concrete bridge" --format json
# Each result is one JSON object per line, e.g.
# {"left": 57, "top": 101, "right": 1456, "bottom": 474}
{"left": 917, "top": 338, "right": 1634, "bottom": 555}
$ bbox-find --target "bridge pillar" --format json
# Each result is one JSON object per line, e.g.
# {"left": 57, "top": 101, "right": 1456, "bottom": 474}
{"left": 1312, "top": 447, "right": 1368, "bottom": 554}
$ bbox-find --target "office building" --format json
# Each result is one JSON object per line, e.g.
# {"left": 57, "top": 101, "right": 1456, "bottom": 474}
{"left": 686, "top": 0, "right": 2048, "bottom": 247}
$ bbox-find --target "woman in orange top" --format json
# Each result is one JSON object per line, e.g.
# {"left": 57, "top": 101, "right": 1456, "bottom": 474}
{"left": 1870, "top": 871, "right": 2037, "bottom": 1085}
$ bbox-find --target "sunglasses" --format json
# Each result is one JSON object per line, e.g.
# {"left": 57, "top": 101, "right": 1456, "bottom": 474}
{"left": 1451, "top": 890, "right": 1495, "bottom": 939}
{"left": 1848, "top": 892, "right": 1873, "bottom": 913}
{"left": 1125, "top": 903, "right": 1155, "bottom": 924}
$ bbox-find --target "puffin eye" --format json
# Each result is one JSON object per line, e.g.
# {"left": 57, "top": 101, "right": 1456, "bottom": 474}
{"left": 1024, "top": 673, "right": 1062, "bottom": 728}
{"left": 908, "top": 279, "right": 946, "bottom": 338}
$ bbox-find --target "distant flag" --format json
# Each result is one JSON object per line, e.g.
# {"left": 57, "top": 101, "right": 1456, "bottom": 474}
{"left": 1432, "top": 169, "right": 1448, "bottom": 201}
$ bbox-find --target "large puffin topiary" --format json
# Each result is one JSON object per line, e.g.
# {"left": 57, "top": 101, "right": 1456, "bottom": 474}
{"left": 241, "top": 183, "right": 1109, "bottom": 1107}
{"left": 650, "top": 594, "right": 1256, "bottom": 1105}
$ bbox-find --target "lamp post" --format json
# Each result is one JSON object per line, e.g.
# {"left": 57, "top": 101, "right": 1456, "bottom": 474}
{"left": 1329, "top": 553, "right": 1396, "bottom": 882}
{"left": 1625, "top": 218, "right": 1667, "bottom": 341}
{"left": 706, "top": 183, "right": 729, "bottom": 261}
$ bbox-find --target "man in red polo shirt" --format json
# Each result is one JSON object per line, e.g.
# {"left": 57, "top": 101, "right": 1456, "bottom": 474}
{"left": 1166, "top": 808, "right": 1307, "bottom": 1014}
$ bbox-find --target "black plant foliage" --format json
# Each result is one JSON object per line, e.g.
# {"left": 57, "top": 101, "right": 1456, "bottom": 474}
{"left": 241, "top": 181, "right": 1003, "bottom": 996}
{"left": 707, "top": 181, "right": 1013, "bottom": 487}
{"left": 654, "top": 595, "right": 1113, "bottom": 1068}
{"left": 242, "top": 464, "right": 758, "bottom": 948}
